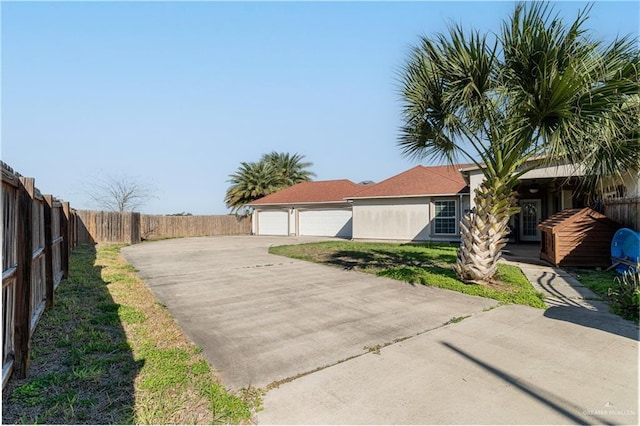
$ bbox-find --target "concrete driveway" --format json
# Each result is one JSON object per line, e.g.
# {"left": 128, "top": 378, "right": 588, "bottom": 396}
{"left": 122, "top": 236, "right": 638, "bottom": 425}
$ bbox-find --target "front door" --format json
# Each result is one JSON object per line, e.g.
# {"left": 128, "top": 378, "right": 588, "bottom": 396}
{"left": 519, "top": 199, "right": 541, "bottom": 242}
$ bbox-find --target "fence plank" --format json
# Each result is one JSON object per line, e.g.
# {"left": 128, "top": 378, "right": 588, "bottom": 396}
{"left": 43, "top": 195, "right": 54, "bottom": 308}
{"left": 2, "top": 166, "right": 19, "bottom": 388}
{"left": 51, "top": 202, "right": 63, "bottom": 288}
{"left": 604, "top": 197, "right": 639, "bottom": 231}
{"left": 30, "top": 193, "right": 46, "bottom": 333}
{"left": 14, "top": 177, "right": 34, "bottom": 379}
{"left": 61, "top": 202, "right": 70, "bottom": 278}
{"left": 2, "top": 163, "right": 74, "bottom": 386}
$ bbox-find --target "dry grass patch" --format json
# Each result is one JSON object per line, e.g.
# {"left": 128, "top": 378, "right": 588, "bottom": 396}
{"left": 2, "top": 244, "right": 257, "bottom": 425}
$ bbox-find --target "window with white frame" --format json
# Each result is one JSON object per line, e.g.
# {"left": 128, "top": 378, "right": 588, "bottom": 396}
{"left": 434, "top": 200, "right": 457, "bottom": 234}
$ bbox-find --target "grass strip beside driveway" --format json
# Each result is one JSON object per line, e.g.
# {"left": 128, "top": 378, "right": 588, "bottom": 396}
{"left": 2, "top": 244, "right": 256, "bottom": 425}
{"left": 270, "top": 241, "right": 546, "bottom": 309}
{"left": 569, "top": 268, "right": 640, "bottom": 322}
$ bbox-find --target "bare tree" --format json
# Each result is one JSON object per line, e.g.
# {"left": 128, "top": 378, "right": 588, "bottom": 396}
{"left": 85, "top": 173, "right": 157, "bottom": 212}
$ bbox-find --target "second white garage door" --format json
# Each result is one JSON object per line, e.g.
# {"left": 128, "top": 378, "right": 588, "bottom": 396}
{"left": 298, "top": 209, "right": 352, "bottom": 238}
{"left": 257, "top": 210, "right": 289, "bottom": 236}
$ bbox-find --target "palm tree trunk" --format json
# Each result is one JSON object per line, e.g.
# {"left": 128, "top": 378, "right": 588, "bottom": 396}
{"left": 454, "top": 177, "right": 518, "bottom": 283}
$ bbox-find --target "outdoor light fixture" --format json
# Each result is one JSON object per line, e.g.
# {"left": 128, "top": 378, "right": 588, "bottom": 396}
{"left": 529, "top": 182, "right": 540, "bottom": 194}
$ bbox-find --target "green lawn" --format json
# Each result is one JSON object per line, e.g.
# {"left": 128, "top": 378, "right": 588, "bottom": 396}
{"left": 571, "top": 268, "right": 639, "bottom": 322}
{"left": 269, "top": 241, "right": 546, "bottom": 309}
{"left": 573, "top": 269, "right": 617, "bottom": 295}
{"left": 2, "top": 244, "right": 258, "bottom": 425}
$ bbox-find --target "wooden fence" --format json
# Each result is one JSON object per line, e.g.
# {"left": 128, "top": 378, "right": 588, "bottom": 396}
{"left": 604, "top": 197, "right": 639, "bottom": 232}
{"left": 2, "top": 163, "right": 250, "bottom": 387}
{"left": 2, "top": 163, "right": 73, "bottom": 388}
{"left": 139, "top": 214, "right": 250, "bottom": 240}
{"left": 76, "top": 210, "right": 140, "bottom": 244}
{"left": 76, "top": 210, "right": 250, "bottom": 244}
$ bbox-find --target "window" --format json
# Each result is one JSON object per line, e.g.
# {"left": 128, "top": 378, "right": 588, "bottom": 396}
{"left": 434, "top": 200, "right": 457, "bottom": 234}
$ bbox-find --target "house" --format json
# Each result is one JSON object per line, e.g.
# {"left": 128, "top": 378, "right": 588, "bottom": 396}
{"left": 248, "top": 180, "right": 363, "bottom": 237}
{"left": 345, "top": 165, "right": 470, "bottom": 241}
{"left": 249, "top": 165, "right": 471, "bottom": 241}
{"left": 249, "top": 160, "right": 637, "bottom": 241}
{"left": 460, "top": 159, "right": 639, "bottom": 242}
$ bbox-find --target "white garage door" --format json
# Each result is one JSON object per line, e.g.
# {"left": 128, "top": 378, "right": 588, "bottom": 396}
{"left": 299, "top": 209, "right": 352, "bottom": 238}
{"left": 257, "top": 211, "right": 289, "bottom": 236}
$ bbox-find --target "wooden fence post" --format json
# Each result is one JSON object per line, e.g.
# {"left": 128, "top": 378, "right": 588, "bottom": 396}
{"left": 132, "top": 212, "right": 141, "bottom": 244}
{"left": 14, "top": 177, "right": 34, "bottom": 378}
{"left": 43, "top": 195, "right": 54, "bottom": 308}
{"left": 61, "top": 202, "right": 70, "bottom": 278}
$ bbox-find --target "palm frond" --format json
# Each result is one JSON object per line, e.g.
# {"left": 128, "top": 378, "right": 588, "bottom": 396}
{"left": 397, "top": 0, "right": 639, "bottom": 283}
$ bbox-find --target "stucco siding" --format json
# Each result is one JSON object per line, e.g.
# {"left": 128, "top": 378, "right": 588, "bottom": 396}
{"left": 626, "top": 172, "right": 640, "bottom": 197}
{"left": 289, "top": 208, "right": 296, "bottom": 235}
{"left": 607, "top": 172, "right": 640, "bottom": 198}
{"left": 468, "top": 172, "right": 483, "bottom": 209}
{"left": 352, "top": 198, "right": 430, "bottom": 241}
{"left": 461, "top": 196, "right": 471, "bottom": 216}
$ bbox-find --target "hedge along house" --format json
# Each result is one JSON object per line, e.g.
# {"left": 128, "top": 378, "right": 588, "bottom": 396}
{"left": 345, "top": 165, "right": 471, "bottom": 242}
{"left": 459, "top": 159, "right": 640, "bottom": 243}
{"left": 248, "top": 180, "right": 365, "bottom": 237}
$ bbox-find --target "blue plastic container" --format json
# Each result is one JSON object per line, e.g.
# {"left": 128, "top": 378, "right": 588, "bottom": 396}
{"left": 611, "top": 228, "right": 640, "bottom": 273}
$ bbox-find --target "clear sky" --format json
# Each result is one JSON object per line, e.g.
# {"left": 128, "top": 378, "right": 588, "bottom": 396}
{"left": 2, "top": 1, "right": 638, "bottom": 215}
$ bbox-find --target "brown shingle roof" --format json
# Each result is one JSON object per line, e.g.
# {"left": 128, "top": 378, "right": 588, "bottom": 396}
{"left": 346, "top": 165, "right": 470, "bottom": 199}
{"left": 249, "top": 180, "right": 363, "bottom": 205}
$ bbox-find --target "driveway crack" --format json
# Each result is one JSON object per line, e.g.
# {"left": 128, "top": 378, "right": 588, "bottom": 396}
{"left": 264, "top": 305, "right": 500, "bottom": 391}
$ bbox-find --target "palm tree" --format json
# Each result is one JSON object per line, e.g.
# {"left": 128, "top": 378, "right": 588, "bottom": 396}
{"left": 261, "top": 151, "right": 316, "bottom": 187}
{"left": 225, "top": 152, "right": 315, "bottom": 212}
{"left": 398, "top": 2, "right": 639, "bottom": 283}
{"left": 224, "top": 161, "right": 280, "bottom": 213}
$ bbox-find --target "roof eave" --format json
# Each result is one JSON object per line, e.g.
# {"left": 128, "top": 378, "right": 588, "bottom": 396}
{"left": 249, "top": 200, "right": 351, "bottom": 207}
{"left": 459, "top": 155, "right": 553, "bottom": 172}
{"left": 346, "top": 192, "right": 469, "bottom": 200}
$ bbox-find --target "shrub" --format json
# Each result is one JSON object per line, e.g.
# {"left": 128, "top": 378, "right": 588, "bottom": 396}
{"left": 609, "top": 270, "right": 640, "bottom": 322}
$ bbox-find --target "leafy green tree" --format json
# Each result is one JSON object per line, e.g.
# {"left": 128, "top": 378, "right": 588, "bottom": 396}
{"left": 398, "top": 2, "right": 639, "bottom": 283}
{"left": 225, "top": 152, "right": 315, "bottom": 212}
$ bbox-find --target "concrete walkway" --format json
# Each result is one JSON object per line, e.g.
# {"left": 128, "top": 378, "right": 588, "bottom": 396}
{"left": 122, "top": 236, "right": 638, "bottom": 425}
{"left": 259, "top": 304, "right": 638, "bottom": 425}
{"left": 518, "top": 262, "right": 610, "bottom": 308}
{"left": 259, "top": 245, "right": 638, "bottom": 425}
{"left": 502, "top": 244, "right": 626, "bottom": 320}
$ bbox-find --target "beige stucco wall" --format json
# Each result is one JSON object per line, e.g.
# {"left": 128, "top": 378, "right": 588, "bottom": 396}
{"left": 351, "top": 196, "right": 468, "bottom": 241}
{"left": 289, "top": 208, "right": 296, "bottom": 235}
{"left": 625, "top": 172, "right": 640, "bottom": 197}
{"left": 460, "top": 195, "right": 471, "bottom": 216}
{"left": 468, "top": 172, "right": 483, "bottom": 210}
{"left": 352, "top": 197, "right": 431, "bottom": 241}
{"left": 601, "top": 171, "right": 640, "bottom": 198}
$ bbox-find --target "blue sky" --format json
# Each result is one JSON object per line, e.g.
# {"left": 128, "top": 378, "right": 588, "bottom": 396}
{"left": 2, "top": 1, "right": 638, "bottom": 215}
